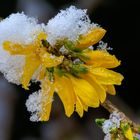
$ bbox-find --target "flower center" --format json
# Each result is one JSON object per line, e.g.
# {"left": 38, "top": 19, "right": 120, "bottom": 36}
{"left": 41, "top": 38, "right": 88, "bottom": 79}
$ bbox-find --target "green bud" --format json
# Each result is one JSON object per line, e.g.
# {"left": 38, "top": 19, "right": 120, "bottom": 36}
{"left": 70, "top": 64, "right": 88, "bottom": 76}
{"left": 64, "top": 40, "right": 81, "bottom": 52}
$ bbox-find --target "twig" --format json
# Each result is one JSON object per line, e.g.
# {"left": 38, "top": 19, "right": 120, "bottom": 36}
{"left": 101, "top": 100, "right": 140, "bottom": 134}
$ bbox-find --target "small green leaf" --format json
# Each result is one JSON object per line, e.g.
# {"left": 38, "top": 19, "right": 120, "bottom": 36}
{"left": 95, "top": 118, "right": 106, "bottom": 127}
{"left": 133, "top": 137, "right": 139, "bottom": 140}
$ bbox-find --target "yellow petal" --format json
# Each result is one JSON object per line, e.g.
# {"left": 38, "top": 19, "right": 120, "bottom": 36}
{"left": 82, "top": 50, "right": 121, "bottom": 68}
{"left": 80, "top": 99, "right": 88, "bottom": 112}
{"left": 81, "top": 73, "right": 106, "bottom": 103}
{"left": 21, "top": 54, "right": 41, "bottom": 89}
{"left": 39, "top": 78, "right": 54, "bottom": 121}
{"left": 76, "top": 97, "right": 84, "bottom": 117}
{"left": 3, "top": 32, "right": 47, "bottom": 55}
{"left": 35, "top": 32, "right": 47, "bottom": 45}
{"left": 69, "top": 75, "right": 100, "bottom": 108}
{"left": 3, "top": 41, "right": 36, "bottom": 55}
{"left": 106, "top": 85, "right": 116, "bottom": 95}
{"left": 40, "top": 51, "right": 64, "bottom": 68}
{"left": 55, "top": 75, "right": 76, "bottom": 117}
{"left": 38, "top": 66, "right": 46, "bottom": 80}
{"left": 76, "top": 28, "right": 106, "bottom": 49}
{"left": 89, "top": 67, "right": 124, "bottom": 85}
{"left": 124, "top": 127, "right": 133, "bottom": 140}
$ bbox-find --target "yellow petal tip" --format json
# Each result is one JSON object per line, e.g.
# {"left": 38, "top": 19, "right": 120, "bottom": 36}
{"left": 76, "top": 27, "right": 106, "bottom": 49}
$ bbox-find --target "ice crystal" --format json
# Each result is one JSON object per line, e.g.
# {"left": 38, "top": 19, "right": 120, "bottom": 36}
{"left": 45, "top": 6, "right": 98, "bottom": 45}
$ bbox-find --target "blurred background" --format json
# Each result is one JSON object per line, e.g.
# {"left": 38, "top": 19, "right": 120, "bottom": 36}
{"left": 0, "top": 0, "right": 140, "bottom": 140}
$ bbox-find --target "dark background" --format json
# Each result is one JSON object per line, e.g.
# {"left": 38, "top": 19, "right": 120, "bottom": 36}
{"left": 0, "top": 0, "right": 140, "bottom": 140}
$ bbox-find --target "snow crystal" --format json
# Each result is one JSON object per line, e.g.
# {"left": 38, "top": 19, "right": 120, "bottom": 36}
{"left": 59, "top": 46, "right": 69, "bottom": 55}
{"left": 110, "top": 111, "right": 122, "bottom": 128}
{"left": 102, "top": 120, "right": 116, "bottom": 134}
{"left": 0, "top": 12, "right": 45, "bottom": 45}
{"left": 45, "top": 6, "right": 98, "bottom": 45}
{"left": 26, "top": 89, "right": 54, "bottom": 122}
{"left": 97, "top": 41, "right": 113, "bottom": 51}
{"left": 0, "top": 56, "right": 25, "bottom": 85}
{"left": 26, "top": 90, "right": 42, "bottom": 121}
{"left": 102, "top": 111, "right": 122, "bottom": 134}
{"left": 73, "top": 58, "right": 83, "bottom": 64}
{"left": 0, "top": 13, "right": 45, "bottom": 84}
{"left": 104, "top": 133, "right": 111, "bottom": 140}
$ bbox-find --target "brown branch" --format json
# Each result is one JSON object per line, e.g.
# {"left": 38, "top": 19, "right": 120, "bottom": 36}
{"left": 101, "top": 100, "right": 140, "bottom": 134}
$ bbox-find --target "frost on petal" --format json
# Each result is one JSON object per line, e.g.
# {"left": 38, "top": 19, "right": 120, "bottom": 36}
{"left": 0, "top": 13, "right": 45, "bottom": 84}
{"left": 45, "top": 6, "right": 98, "bottom": 45}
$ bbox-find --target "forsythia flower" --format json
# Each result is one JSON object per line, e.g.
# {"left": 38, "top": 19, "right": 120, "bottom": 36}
{"left": 0, "top": 6, "right": 123, "bottom": 121}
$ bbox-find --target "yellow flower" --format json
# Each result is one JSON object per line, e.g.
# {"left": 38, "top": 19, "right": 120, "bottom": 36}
{"left": 3, "top": 28, "right": 123, "bottom": 121}
{"left": 3, "top": 32, "right": 64, "bottom": 89}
